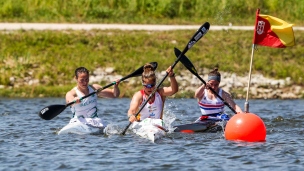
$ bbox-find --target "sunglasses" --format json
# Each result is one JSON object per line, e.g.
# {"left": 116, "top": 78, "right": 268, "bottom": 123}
{"left": 142, "top": 83, "right": 155, "bottom": 88}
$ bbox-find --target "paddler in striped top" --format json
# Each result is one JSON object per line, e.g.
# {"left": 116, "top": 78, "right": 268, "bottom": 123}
{"left": 127, "top": 63, "right": 178, "bottom": 122}
{"left": 194, "top": 67, "right": 243, "bottom": 122}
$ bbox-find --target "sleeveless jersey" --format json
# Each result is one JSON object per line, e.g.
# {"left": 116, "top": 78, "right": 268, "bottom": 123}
{"left": 71, "top": 86, "right": 98, "bottom": 118}
{"left": 198, "top": 88, "right": 225, "bottom": 115}
{"left": 138, "top": 90, "right": 164, "bottom": 121}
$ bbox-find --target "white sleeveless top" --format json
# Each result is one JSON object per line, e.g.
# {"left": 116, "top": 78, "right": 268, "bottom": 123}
{"left": 198, "top": 88, "right": 225, "bottom": 115}
{"left": 138, "top": 90, "right": 164, "bottom": 121}
{"left": 71, "top": 86, "right": 98, "bottom": 118}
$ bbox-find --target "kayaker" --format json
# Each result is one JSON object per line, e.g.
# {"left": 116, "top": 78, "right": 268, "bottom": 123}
{"left": 65, "top": 67, "right": 120, "bottom": 128}
{"left": 127, "top": 63, "right": 178, "bottom": 122}
{"left": 194, "top": 67, "right": 243, "bottom": 122}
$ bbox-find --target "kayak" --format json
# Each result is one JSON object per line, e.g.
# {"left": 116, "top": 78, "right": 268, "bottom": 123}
{"left": 173, "top": 115, "right": 229, "bottom": 133}
{"left": 58, "top": 118, "right": 105, "bottom": 135}
{"left": 173, "top": 120, "right": 226, "bottom": 133}
{"left": 131, "top": 118, "right": 167, "bottom": 142}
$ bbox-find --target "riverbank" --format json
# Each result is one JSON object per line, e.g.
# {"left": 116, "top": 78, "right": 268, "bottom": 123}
{"left": 90, "top": 67, "right": 304, "bottom": 99}
{"left": 2, "top": 65, "right": 303, "bottom": 99}
{"left": 1, "top": 26, "right": 303, "bottom": 99}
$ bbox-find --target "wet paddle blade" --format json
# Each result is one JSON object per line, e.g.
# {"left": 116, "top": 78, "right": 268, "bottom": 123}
{"left": 123, "top": 62, "right": 158, "bottom": 79}
{"left": 174, "top": 47, "right": 199, "bottom": 76}
{"left": 38, "top": 105, "right": 66, "bottom": 120}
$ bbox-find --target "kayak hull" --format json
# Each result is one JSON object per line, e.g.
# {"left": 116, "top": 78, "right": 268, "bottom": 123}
{"left": 173, "top": 120, "right": 226, "bottom": 133}
{"left": 58, "top": 120, "right": 104, "bottom": 135}
{"left": 132, "top": 118, "right": 166, "bottom": 142}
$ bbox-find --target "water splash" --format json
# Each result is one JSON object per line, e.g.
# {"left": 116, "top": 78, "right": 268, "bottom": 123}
{"left": 162, "top": 105, "right": 177, "bottom": 133}
{"left": 104, "top": 124, "right": 121, "bottom": 135}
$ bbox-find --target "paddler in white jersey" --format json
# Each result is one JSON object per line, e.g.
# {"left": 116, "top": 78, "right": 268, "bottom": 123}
{"left": 65, "top": 67, "right": 120, "bottom": 128}
{"left": 127, "top": 63, "right": 178, "bottom": 123}
{"left": 194, "top": 67, "right": 243, "bottom": 122}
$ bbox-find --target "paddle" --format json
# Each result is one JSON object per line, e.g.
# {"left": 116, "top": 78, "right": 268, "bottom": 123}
{"left": 174, "top": 47, "right": 237, "bottom": 114}
{"left": 38, "top": 62, "right": 158, "bottom": 120}
{"left": 121, "top": 22, "right": 210, "bottom": 135}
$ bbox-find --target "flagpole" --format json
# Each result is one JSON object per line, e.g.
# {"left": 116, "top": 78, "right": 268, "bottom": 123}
{"left": 245, "top": 8, "right": 260, "bottom": 113}
{"left": 244, "top": 44, "right": 255, "bottom": 113}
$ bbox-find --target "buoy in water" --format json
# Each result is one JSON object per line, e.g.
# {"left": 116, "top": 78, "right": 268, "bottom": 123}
{"left": 225, "top": 113, "right": 266, "bottom": 142}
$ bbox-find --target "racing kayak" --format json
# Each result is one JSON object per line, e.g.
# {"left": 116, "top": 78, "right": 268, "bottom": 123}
{"left": 58, "top": 118, "right": 105, "bottom": 135}
{"left": 131, "top": 118, "right": 167, "bottom": 142}
{"left": 173, "top": 115, "right": 228, "bottom": 133}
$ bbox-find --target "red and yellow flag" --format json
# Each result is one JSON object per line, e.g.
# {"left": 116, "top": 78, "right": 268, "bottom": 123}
{"left": 253, "top": 9, "right": 295, "bottom": 48}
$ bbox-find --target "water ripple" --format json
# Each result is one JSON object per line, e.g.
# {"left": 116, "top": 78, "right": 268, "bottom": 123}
{"left": 0, "top": 98, "right": 304, "bottom": 170}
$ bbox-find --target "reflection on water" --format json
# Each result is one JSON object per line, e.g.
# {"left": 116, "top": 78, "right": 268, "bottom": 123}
{"left": 0, "top": 98, "right": 304, "bottom": 170}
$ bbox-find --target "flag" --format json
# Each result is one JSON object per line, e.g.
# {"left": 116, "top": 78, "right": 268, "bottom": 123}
{"left": 253, "top": 9, "right": 295, "bottom": 48}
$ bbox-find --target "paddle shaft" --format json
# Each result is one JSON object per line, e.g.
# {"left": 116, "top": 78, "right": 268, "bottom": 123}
{"left": 121, "top": 22, "right": 210, "bottom": 135}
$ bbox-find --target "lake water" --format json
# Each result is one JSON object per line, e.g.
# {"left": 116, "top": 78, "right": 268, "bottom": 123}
{"left": 0, "top": 98, "right": 303, "bottom": 171}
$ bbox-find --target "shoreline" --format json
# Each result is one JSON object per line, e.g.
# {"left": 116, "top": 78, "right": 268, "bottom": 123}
{"left": 5, "top": 67, "right": 298, "bottom": 99}
{"left": 1, "top": 24, "right": 303, "bottom": 99}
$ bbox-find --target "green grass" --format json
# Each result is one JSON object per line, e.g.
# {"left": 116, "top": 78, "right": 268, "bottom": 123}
{"left": 0, "top": 29, "right": 303, "bottom": 97}
{"left": 0, "top": 0, "right": 303, "bottom": 97}
{"left": 0, "top": 0, "right": 303, "bottom": 25}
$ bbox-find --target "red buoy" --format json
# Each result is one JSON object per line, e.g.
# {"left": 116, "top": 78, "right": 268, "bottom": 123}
{"left": 225, "top": 113, "right": 266, "bottom": 142}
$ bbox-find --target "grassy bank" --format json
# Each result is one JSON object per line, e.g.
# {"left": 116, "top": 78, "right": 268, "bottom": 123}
{"left": 0, "top": 29, "right": 303, "bottom": 98}
{"left": 1, "top": 0, "right": 303, "bottom": 98}
{"left": 0, "top": 0, "right": 303, "bottom": 25}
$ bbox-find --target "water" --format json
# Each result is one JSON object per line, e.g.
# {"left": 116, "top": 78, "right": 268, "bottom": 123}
{"left": 0, "top": 98, "right": 304, "bottom": 171}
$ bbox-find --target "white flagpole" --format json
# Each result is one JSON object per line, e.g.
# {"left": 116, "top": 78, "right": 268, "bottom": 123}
{"left": 245, "top": 8, "right": 260, "bottom": 113}
{"left": 244, "top": 44, "right": 256, "bottom": 113}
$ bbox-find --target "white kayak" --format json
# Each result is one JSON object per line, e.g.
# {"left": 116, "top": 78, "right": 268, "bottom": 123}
{"left": 131, "top": 118, "right": 167, "bottom": 142}
{"left": 58, "top": 118, "right": 105, "bottom": 135}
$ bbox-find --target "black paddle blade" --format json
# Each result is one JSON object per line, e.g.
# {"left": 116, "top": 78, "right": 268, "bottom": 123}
{"left": 174, "top": 47, "right": 198, "bottom": 76}
{"left": 123, "top": 61, "right": 158, "bottom": 79}
{"left": 150, "top": 62, "right": 158, "bottom": 71}
{"left": 185, "top": 22, "right": 210, "bottom": 50}
{"left": 38, "top": 104, "right": 66, "bottom": 120}
{"left": 134, "top": 61, "right": 158, "bottom": 77}
{"left": 173, "top": 22, "right": 210, "bottom": 69}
